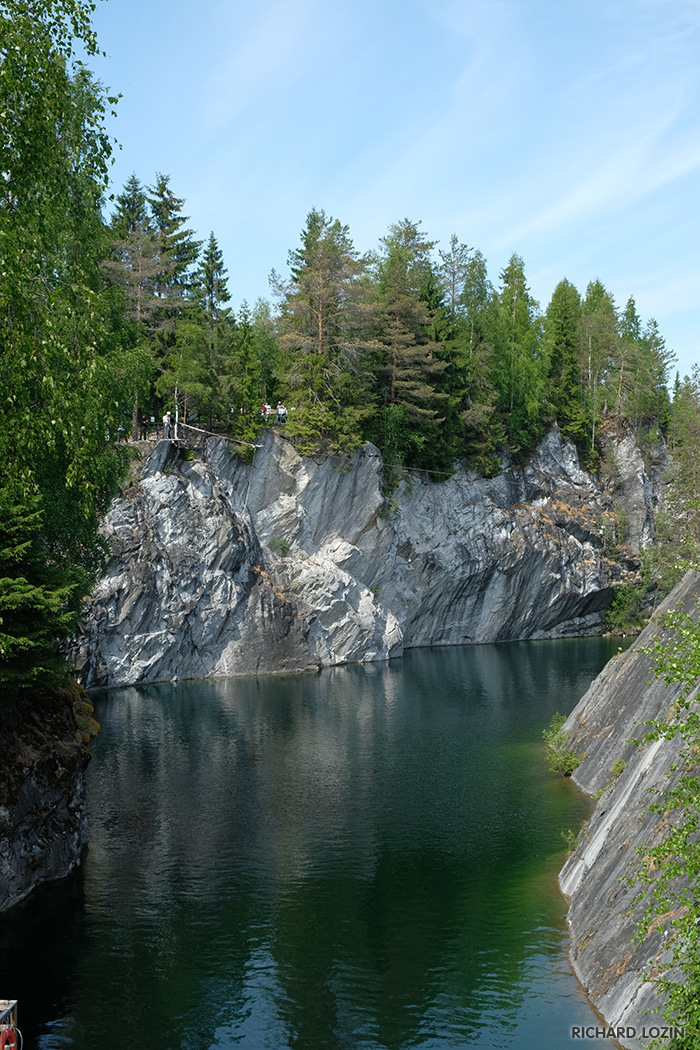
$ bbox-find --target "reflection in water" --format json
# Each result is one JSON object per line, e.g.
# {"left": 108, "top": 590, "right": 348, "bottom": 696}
{"left": 0, "top": 640, "right": 625, "bottom": 1049}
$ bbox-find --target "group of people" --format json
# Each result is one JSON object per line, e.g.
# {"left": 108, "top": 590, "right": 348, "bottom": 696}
{"left": 134, "top": 411, "right": 173, "bottom": 440}
{"left": 135, "top": 413, "right": 168, "bottom": 440}
{"left": 135, "top": 404, "right": 288, "bottom": 442}
{"left": 261, "top": 401, "right": 288, "bottom": 425}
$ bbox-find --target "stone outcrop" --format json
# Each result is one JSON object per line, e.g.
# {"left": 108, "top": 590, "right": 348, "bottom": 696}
{"left": 600, "top": 429, "right": 667, "bottom": 555}
{"left": 559, "top": 570, "right": 700, "bottom": 1048}
{"left": 0, "top": 687, "right": 98, "bottom": 912}
{"left": 72, "top": 425, "right": 652, "bottom": 688}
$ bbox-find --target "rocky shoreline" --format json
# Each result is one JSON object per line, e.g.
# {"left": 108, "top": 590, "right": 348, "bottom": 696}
{"left": 559, "top": 570, "right": 700, "bottom": 1048}
{"left": 0, "top": 686, "right": 99, "bottom": 912}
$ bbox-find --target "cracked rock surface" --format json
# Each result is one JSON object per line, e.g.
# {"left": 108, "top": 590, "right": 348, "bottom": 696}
{"left": 72, "top": 426, "right": 656, "bottom": 687}
{"left": 559, "top": 570, "right": 700, "bottom": 1048}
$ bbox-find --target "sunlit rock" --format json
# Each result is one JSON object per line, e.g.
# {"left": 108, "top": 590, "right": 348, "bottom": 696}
{"left": 72, "top": 426, "right": 660, "bottom": 687}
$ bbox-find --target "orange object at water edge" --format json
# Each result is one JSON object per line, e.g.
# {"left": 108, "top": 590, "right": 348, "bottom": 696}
{"left": 0, "top": 1001, "right": 19, "bottom": 1049}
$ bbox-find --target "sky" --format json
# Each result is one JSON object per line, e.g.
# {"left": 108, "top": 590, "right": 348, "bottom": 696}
{"left": 87, "top": 0, "right": 700, "bottom": 380}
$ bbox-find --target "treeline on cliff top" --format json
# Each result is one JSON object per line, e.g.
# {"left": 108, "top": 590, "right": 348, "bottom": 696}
{"left": 110, "top": 187, "right": 676, "bottom": 478}
{"left": 2, "top": 0, "right": 700, "bottom": 703}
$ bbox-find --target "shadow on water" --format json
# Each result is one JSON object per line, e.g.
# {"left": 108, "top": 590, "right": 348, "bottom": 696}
{"left": 1, "top": 638, "right": 627, "bottom": 1049}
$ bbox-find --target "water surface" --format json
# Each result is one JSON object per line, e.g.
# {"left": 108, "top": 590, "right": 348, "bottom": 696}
{"left": 2, "top": 640, "right": 625, "bottom": 1049}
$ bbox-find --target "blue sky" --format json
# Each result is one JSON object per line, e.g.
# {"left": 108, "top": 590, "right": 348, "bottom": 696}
{"left": 89, "top": 0, "right": 700, "bottom": 379}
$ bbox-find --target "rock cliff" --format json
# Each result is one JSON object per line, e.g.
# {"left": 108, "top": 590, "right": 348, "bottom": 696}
{"left": 0, "top": 686, "right": 99, "bottom": 911}
{"left": 72, "top": 426, "right": 652, "bottom": 688}
{"left": 559, "top": 570, "right": 700, "bottom": 1048}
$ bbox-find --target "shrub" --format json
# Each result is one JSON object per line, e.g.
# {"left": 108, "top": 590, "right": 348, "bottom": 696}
{"left": 268, "top": 536, "right": 291, "bottom": 557}
{"left": 543, "top": 712, "right": 585, "bottom": 777}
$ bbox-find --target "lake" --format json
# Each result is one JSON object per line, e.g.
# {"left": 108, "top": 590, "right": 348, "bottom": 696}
{"left": 1, "top": 639, "right": 625, "bottom": 1049}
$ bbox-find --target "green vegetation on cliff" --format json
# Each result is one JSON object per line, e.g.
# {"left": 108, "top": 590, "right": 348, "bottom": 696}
{"left": 0, "top": 0, "right": 150, "bottom": 704}
{"left": 635, "top": 602, "right": 700, "bottom": 1047}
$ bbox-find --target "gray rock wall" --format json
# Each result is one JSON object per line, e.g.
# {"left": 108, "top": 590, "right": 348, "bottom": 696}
{"left": 0, "top": 689, "right": 96, "bottom": 912}
{"left": 559, "top": 570, "right": 700, "bottom": 1048}
{"left": 601, "top": 432, "right": 664, "bottom": 552}
{"left": 73, "top": 426, "right": 651, "bottom": 687}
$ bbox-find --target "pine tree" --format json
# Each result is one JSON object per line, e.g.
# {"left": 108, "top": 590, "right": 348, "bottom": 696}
{"left": 274, "top": 208, "right": 373, "bottom": 453}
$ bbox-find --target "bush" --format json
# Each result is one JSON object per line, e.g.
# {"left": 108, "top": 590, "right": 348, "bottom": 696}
{"left": 543, "top": 712, "right": 585, "bottom": 777}
{"left": 268, "top": 536, "right": 291, "bottom": 557}
{"left": 606, "top": 580, "right": 647, "bottom": 631}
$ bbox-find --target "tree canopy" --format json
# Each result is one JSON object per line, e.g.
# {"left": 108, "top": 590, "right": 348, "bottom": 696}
{"left": 0, "top": 0, "right": 150, "bottom": 702}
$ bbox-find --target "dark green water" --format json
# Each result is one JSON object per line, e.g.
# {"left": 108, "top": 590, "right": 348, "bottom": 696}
{"left": 2, "top": 640, "right": 625, "bottom": 1049}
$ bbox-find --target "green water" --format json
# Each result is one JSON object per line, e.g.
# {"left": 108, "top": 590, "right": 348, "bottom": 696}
{"left": 1, "top": 640, "right": 625, "bottom": 1049}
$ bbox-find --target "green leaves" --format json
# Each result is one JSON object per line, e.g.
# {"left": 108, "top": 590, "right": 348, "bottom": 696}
{"left": 0, "top": 0, "right": 147, "bottom": 699}
{"left": 633, "top": 601, "right": 700, "bottom": 1045}
{"left": 542, "top": 712, "right": 585, "bottom": 777}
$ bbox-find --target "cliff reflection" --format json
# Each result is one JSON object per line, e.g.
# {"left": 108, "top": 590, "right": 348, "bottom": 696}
{"left": 24, "top": 639, "right": 623, "bottom": 1049}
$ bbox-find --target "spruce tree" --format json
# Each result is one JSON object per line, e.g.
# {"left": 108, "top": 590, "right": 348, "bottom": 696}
{"left": 543, "top": 278, "right": 586, "bottom": 445}
{"left": 195, "top": 232, "right": 231, "bottom": 332}
{"left": 638, "top": 317, "right": 674, "bottom": 427}
{"left": 451, "top": 251, "right": 502, "bottom": 471}
{"left": 147, "top": 173, "right": 202, "bottom": 300}
{"left": 437, "top": 234, "right": 473, "bottom": 334}
{"left": 226, "top": 303, "right": 265, "bottom": 441}
{"left": 371, "top": 220, "right": 450, "bottom": 471}
{"left": 0, "top": 486, "right": 76, "bottom": 706}
{"left": 104, "top": 174, "right": 160, "bottom": 436}
{"left": 105, "top": 174, "right": 161, "bottom": 329}
{"left": 147, "top": 174, "right": 203, "bottom": 415}
{"left": 489, "top": 254, "right": 544, "bottom": 455}
{"left": 580, "top": 280, "right": 618, "bottom": 454}
{"left": 645, "top": 368, "right": 700, "bottom": 593}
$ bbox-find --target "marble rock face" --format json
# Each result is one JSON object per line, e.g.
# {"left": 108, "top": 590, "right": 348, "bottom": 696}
{"left": 559, "top": 570, "right": 700, "bottom": 1050}
{"left": 72, "top": 425, "right": 657, "bottom": 688}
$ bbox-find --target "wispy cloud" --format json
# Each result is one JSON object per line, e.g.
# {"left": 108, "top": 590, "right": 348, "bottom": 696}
{"left": 197, "top": 0, "right": 318, "bottom": 133}
{"left": 92, "top": 0, "right": 700, "bottom": 376}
